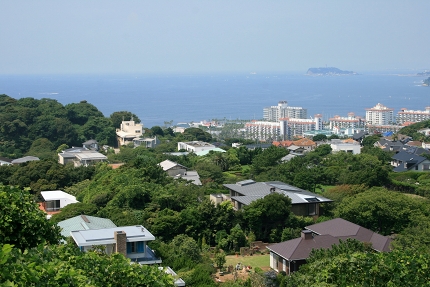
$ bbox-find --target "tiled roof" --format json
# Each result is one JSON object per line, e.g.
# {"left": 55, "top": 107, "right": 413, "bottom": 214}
{"left": 268, "top": 218, "right": 392, "bottom": 261}
{"left": 306, "top": 218, "right": 392, "bottom": 252}
{"left": 268, "top": 235, "right": 339, "bottom": 260}
{"left": 57, "top": 215, "right": 117, "bottom": 238}
{"left": 292, "top": 138, "right": 316, "bottom": 147}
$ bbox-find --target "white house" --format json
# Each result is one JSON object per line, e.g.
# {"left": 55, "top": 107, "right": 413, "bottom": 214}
{"left": 330, "top": 139, "right": 361, "bottom": 154}
{"left": 40, "top": 190, "right": 79, "bottom": 213}
{"left": 177, "top": 141, "right": 215, "bottom": 153}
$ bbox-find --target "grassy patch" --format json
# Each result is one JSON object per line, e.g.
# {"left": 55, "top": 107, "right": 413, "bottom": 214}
{"left": 225, "top": 254, "right": 270, "bottom": 269}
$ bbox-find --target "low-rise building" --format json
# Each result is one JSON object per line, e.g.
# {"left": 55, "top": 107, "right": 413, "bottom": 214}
{"left": 0, "top": 157, "right": 12, "bottom": 166}
{"left": 71, "top": 225, "right": 161, "bottom": 264}
{"left": 58, "top": 150, "right": 107, "bottom": 167}
{"left": 11, "top": 156, "right": 39, "bottom": 165}
{"left": 330, "top": 139, "right": 361, "bottom": 154}
{"left": 133, "top": 136, "right": 160, "bottom": 148}
{"left": 57, "top": 215, "right": 117, "bottom": 238}
{"left": 267, "top": 218, "right": 392, "bottom": 274}
{"left": 116, "top": 120, "right": 144, "bottom": 146}
{"left": 40, "top": 190, "right": 79, "bottom": 218}
{"left": 224, "top": 180, "right": 332, "bottom": 217}
{"left": 177, "top": 141, "right": 215, "bottom": 152}
{"left": 159, "top": 159, "right": 201, "bottom": 185}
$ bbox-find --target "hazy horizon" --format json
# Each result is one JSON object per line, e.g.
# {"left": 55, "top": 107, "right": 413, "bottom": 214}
{"left": 1, "top": 1, "right": 430, "bottom": 75}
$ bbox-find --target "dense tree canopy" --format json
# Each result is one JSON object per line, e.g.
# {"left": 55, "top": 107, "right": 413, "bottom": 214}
{"left": 0, "top": 185, "right": 62, "bottom": 251}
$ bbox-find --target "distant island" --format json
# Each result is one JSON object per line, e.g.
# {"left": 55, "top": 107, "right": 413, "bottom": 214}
{"left": 417, "top": 71, "right": 430, "bottom": 77}
{"left": 306, "top": 67, "right": 357, "bottom": 76}
{"left": 424, "top": 77, "right": 430, "bottom": 86}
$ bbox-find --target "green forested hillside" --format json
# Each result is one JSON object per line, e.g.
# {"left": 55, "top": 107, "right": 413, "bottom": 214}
{"left": 0, "top": 95, "right": 139, "bottom": 158}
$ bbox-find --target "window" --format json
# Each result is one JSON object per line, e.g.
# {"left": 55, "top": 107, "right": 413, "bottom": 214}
{"left": 45, "top": 200, "right": 60, "bottom": 212}
{"left": 127, "top": 242, "right": 145, "bottom": 253}
{"left": 308, "top": 203, "right": 317, "bottom": 215}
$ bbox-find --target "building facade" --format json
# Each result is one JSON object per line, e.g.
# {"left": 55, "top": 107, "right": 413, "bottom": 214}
{"left": 116, "top": 120, "right": 144, "bottom": 146}
{"left": 397, "top": 107, "right": 430, "bottom": 125}
{"left": 365, "top": 103, "right": 394, "bottom": 125}
{"left": 329, "top": 112, "right": 365, "bottom": 129}
{"left": 263, "top": 101, "right": 307, "bottom": 122}
{"left": 245, "top": 115, "right": 323, "bottom": 141}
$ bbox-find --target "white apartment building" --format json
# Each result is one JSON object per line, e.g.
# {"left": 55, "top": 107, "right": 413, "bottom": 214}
{"left": 263, "top": 101, "right": 307, "bottom": 122}
{"left": 397, "top": 107, "right": 430, "bottom": 125}
{"left": 329, "top": 112, "right": 365, "bottom": 129}
{"left": 245, "top": 115, "right": 322, "bottom": 141}
{"left": 365, "top": 103, "right": 394, "bottom": 126}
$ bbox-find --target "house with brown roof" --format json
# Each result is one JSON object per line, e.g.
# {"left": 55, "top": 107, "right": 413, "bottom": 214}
{"left": 267, "top": 218, "right": 392, "bottom": 274}
{"left": 291, "top": 138, "right": 316, "bottom": 151}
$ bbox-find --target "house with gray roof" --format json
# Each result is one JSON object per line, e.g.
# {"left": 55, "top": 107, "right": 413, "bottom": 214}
{"left": 0, "top": 157, "right": 12, "bottom": 166}
{"left": 224, "top": 180, "right": 332, "bottom": 217}
{"left": 159, "top": 159, "right": 201, "bottom": 185}
{"left": 267, "top": 218, "right": 392, "bottom": 274}
{"left": 11, "top": 156, "right": 39, "bottom": 164}
{"left": 57, "top": 215, "right": 117, "bottom": 238}
{"left": 391, "top": 150, "right": 430, "bottom": 172}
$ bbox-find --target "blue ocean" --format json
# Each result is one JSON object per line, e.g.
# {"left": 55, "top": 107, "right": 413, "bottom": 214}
{"left": 0, "top": 72, "right": 429, "bottom": 128}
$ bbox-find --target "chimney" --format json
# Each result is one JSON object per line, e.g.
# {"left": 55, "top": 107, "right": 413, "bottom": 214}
{"left": 301, "top": 230, "right": 313, "bottom": 240}
{"left": 114, "top": 231, "right": 127, "bottom": 256}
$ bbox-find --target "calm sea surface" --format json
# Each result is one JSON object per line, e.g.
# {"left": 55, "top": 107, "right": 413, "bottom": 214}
{"left": 0, "top": 72, "right": 429, "bottom": 127}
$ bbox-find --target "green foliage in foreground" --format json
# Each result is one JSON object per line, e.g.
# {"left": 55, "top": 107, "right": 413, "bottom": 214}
{"left": 0, "top": 244, "right": 175, "bottom": 287}
{"left": 0, "top": 185, "right": 62, "bottom": 251}
{"left": 285, "top": 248, "right": 430, "bottom": 287}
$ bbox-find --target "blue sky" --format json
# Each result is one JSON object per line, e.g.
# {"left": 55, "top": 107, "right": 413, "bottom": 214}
{"left": 1, "top": 1, "right": 429, "bottom": 74}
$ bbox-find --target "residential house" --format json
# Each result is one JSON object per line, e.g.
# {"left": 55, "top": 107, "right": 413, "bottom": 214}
{"left": 291, "top": 138, "right": 316, "bottom": 152}
{"left": 0, "top": 157, "right": 12, "bottom": 166}
{"left": 58, "top": 150, "right": 107, "bottom": 167}
{"left": 374, "top": 139, "right": 405, "bottom": 153}
{"left": 11, "top": 156, "right": 39, "bottom": 164}
{"left": 245, "top": 143, "right": 273, "bottom": 150}
{"left": 330, "top": 139, "right": 361, "bottom": 154}
{"left": 82, "top": 139, "right": 99, "bottom": 150}
{"left": 116, "top": 120, "right": 144, "bottom": 146}
{"left": 418, "top": 128, "right": 430, "bottom": 137}
{"left": 133, "top": 136, "right": 160, "bottom": 148}
{"left": 267, "top": 218, "right": 392, "bottom": 274}
{"left": 57, "top": 215, "right": 117, "bottom": 238}
{"left": 352, "top": 131, "right": 368, "bottom": 145}
{"left": 287, "top": 145, "right": 306, "bottom": 154}
{"left": 391, "top": 151, "right": 430, "bottom": 172}
{"left": 71, "top": 225, "right": 161, "bottom": 264}
{"left": 224, "top": 180, "right": 332, "bottom": 217}
{"left": 40, "top": 190, "right": 79, "bottom": 218}
{"left": 70, "top": 225, "right": 185, "bottom": 285}
{"left": 159, "top": 159, "right": 202, "bottom": 185}
{"left": 177, "top": 141, "right": 215, "bottom": 152}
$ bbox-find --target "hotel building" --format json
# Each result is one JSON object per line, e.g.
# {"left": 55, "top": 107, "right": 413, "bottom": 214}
{"left": 397, "top": 107, "right": 430, "bottom": 125}
{"left": 329, "top": 112, "right": 365, "bottom": 129}
{"left": 263, "top": 101, "right": 307, "bottom": 122}
{"left": 365, "top": 103, "right": 394, "bottom": 126}
{"left": 245, "top": 115, "right": 323, "bottom": 141}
